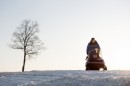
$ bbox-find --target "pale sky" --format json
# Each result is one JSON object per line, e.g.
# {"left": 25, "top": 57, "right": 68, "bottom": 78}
{"left": 0, "top": 0, "right": 130, "bottom": 72}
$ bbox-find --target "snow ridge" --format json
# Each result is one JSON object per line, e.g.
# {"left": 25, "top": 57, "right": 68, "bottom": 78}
{"left": 0, "top": 70, "right": 130, "bottom": 86}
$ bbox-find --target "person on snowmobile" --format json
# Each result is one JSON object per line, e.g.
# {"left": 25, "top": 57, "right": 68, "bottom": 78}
{"left": 86, "top": 38, "right": 101, "bottom": 59}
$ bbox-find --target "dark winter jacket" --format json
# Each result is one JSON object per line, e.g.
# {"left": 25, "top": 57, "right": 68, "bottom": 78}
{"left": 86, "top": 43, "right": 100, "bottom": 55}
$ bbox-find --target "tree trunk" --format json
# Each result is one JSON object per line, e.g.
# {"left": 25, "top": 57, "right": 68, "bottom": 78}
{"left": 22, "top": 46, "right": 26, "bottom": 72}
{"left": 22, "top": 52, "right": 26, "bottom": 72}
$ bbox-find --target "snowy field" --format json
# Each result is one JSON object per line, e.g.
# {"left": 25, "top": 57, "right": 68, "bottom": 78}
{"left": 0, "top": 70, "right": 130, "bottom": 86}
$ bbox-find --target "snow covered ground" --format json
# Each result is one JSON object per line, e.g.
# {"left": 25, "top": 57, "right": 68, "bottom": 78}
{"left": 0, "top": 70, "right": 130, "bottom": 86}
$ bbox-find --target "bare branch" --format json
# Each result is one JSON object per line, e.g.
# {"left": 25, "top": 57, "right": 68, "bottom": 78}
{"left": 10, "top": 19, "right": 44, "bottom": 58}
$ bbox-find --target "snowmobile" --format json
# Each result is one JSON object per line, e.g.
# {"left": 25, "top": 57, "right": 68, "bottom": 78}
{"left": 85, "top": 49, "right": 107, "bottom": 70}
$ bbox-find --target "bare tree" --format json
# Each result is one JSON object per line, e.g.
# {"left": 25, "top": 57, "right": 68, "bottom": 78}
{"left": 10, "top": 19, "right": 43, "bottom": 72}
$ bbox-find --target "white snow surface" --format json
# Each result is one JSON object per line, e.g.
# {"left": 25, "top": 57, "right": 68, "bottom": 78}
{"left": 0, "top": 70, "right": 130, "bottom": 86}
